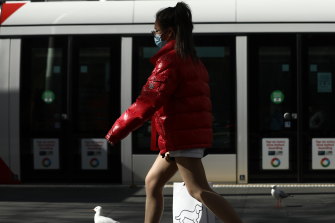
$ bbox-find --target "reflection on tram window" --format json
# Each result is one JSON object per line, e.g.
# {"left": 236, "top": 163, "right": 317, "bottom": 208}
{"left": 22, "top": 36, "right": 121, "bottom": 136}
{"left": 196, "top": 45, "right": 236, "bottom": 154}
{"left": 132, "top": 36, "right": 236, "bottom": 154}
{"left": 72, "top": 36, "right": 120, "bottom": 134}
{"left": 22, "top": 37, "right": 66, "bottom": 132}
{"left": 132, "top": 44, "right": 159, "bottom": 153}
{"left": 307, "top": 42, "right": 335, "bottom": 131}
{"left": 76, "top": 47, "right": 112, "bottom": 132}
{"left": 254, "top": 45, "right": 294, "bottom": 132}
{"left": 309, "top": 106, "right": 326, "bottom": 129}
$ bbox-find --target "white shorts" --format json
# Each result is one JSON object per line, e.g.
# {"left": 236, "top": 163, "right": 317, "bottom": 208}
{"left": 168, "top": 148, "right": 205, "bottom": 158}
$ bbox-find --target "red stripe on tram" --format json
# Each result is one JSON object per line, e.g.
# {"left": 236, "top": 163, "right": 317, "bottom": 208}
{"left": 0, "top": 3, "right": 26, "bottom": 25}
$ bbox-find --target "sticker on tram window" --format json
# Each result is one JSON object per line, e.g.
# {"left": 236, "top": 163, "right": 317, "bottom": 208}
{"left": 270, "top": 90, "right": 285, "bottom": 104}
{"left": 317, "top": 72, "right": 332, "bottom": 93}
{"left": 310, "top": 64, "right": 318, "bottom": 72}
{"left": 53, "top": 66, "right": 61, "bottom": 74}
{"left": 312, "top": 138, "right": 335, "bottom": 170}
{"left": 262, "top": 138, "right": 289, "bottom": 170}
{"left": 33, "top": 138, "right": 59, "bottom": 170}
{"left": 80, "top": 65, "right": 88, "bottom": 73}
{"left": 41, "top": 90, "right": 55, "bottom": 104}
{"left": 281, "top": 64, "right": 289, "bottom": 72}
{"left": 81, "top": 138, "right": 108, "bottom": 170}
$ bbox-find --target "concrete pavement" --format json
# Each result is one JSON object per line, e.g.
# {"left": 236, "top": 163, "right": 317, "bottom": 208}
{"left": 0, "top": 184, "right": 335, "bottom": 223}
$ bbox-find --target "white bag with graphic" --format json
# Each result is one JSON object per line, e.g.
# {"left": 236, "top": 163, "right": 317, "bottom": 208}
{"left": 173, "top": 182, "right": 216, "bottom": 223}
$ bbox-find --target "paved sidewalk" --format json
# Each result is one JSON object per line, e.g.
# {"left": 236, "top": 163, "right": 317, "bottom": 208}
{"left": 0, "top": 184, "right": 334, "bottom": 223}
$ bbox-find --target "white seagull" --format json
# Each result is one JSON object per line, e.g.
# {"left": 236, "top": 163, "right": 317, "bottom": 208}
{"left": 93, "top": 206, "right": 120, "bottom": 223}
{"left": 271, "top": 185, "right": 293, "bottom": 208}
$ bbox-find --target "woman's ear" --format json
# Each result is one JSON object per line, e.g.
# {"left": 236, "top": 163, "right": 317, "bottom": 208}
{"left": 165, "top": 27, "right": 176, "bottom": 41}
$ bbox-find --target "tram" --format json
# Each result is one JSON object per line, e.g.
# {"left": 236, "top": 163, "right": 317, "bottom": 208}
{"left": 1, "top": 0, "right": 335, "bottom": 184}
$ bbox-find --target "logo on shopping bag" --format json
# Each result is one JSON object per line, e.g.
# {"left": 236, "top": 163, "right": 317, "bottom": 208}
{"left": 175, "top": 204, "right": 202, "bottom": 223}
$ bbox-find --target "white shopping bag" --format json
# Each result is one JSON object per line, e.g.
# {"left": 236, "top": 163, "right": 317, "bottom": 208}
{"left": 173, "top": 182, "right": 216, "bottom": 223}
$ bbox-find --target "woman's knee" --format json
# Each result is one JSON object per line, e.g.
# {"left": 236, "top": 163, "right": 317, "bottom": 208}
{"left": 145, "top": 173, "right": 164, "bottom": 195}
{"left": 186, "top": 187, "right": 201, "bottom": 201}
{"left": 187, "top": 187, "right": 213, "bottom": 202}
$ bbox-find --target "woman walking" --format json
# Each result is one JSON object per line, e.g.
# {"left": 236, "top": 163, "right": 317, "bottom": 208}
{"left": 106, "top": 2, "right": 243, "bottom": 223}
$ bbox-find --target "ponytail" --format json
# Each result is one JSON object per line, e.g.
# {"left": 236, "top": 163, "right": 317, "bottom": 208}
{"left": 156, "top": 2, "right": 197, "bottom": 60}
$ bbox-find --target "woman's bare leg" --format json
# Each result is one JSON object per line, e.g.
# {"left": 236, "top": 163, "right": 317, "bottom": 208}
{"left": 144, "top": 154, "right": 178, "bottom": 223}
{"left": 175, "top": 157, "right": 243, "bottom": 223}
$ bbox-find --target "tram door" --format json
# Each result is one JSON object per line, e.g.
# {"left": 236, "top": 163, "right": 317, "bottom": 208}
{"left": 20, "top": 36, "right": 121, "bottom": 183}
{"left": 248, "top": 35, "right": 335, "bottom": 182}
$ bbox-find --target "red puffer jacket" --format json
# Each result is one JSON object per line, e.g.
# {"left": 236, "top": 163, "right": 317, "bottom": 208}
{"left": 106, "top": 40, "right": 212, "bottom": 155}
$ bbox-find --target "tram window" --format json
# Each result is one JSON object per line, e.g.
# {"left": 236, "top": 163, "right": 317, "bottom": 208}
{"left": 195, "top": 36, "right": 236, "bottom": 154}
{"left": 132, "top": 36, "right": 236, "bottom": 154}
{"left": 72, "top": 36, "right": 121, "bottom": 133}
{"left": 304, "top": 35, "right": 335, "bottom": 132}
{"left": 21, "top": 37, "right": 67, "bottom": 133}
{"left": 132, "top": 37, "right": 159, "bottom": 154}
{"left": 21, "top": 36, "right": 120, "bottom": 134}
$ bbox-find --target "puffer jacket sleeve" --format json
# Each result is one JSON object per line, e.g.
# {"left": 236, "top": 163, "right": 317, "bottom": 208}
{"left": 105, "top": 55, "right": 178, "bottom": 145}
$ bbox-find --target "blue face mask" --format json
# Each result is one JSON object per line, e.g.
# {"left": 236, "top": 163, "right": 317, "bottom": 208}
{"left": 154, "top": 34, "right": 166, "bottom": 48}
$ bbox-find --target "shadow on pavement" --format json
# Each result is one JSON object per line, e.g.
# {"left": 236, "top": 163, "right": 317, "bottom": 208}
{"left": 0, "top": 185, "right": 143, "bottom": 203}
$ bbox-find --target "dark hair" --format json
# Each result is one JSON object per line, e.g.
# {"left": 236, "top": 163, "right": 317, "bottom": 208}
{"left": 156, "top": 2, "right": 197, "bottom": 60}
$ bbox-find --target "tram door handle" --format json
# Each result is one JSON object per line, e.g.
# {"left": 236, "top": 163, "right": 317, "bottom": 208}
{"left": 61, "top": 113, "right": 69, "bottom": 120}
{"left": 292, "top": 113, "right": 298, "bottom": 119}
{"left": 283, "top": 112, "right": 298, "bottom": 120}
{"left": 283, "top": 112, "right": 298, "bottom": 129}
{"left": 283, "top": 112, "right": 292, "bottom": 120}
